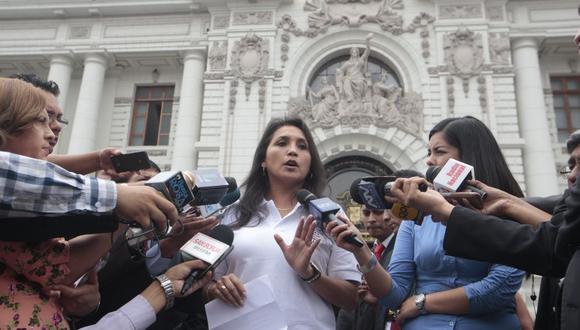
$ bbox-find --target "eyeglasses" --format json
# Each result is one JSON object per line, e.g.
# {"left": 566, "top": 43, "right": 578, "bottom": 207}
{"left": 362, "top": 209, "right": 385, "bottom": 217}
{"left": 46, "top": 109, "right": 69, "bottom": 127}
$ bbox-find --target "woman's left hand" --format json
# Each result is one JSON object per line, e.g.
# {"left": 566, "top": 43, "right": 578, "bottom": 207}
{"left": 274, "top": 215, "right": 321, "bottom": 279}
{"left": 397, "top": 295, "right": 420, "bottom": 324}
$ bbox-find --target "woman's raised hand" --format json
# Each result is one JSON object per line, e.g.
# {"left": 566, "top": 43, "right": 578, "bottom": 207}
{"left": 274, "top": 215, "right": 321, "bottom": 279}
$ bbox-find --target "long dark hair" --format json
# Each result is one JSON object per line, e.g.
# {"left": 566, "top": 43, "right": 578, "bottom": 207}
{"left": 429, "top": 116, "right": 524, "bottom": 197}
{"left": 231, "top": 117, "right": 327, "bottom": 229}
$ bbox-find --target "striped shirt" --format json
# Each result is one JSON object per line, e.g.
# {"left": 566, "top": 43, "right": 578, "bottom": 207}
{"left": 0, "top": 151, "right": 117, "bottom": 218}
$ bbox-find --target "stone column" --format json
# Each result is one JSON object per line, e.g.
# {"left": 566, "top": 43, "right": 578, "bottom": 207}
{"left": 67, "top": 53, "right": 107, "bottom": 154}
{"left": 512, "top": 37, "right": 559, "bottom": 196}
{"left": 47, "top": 54, "right": 73, "bottom": 109}
{"left": 171, "top": 50, "right": 206, "bottom": 170}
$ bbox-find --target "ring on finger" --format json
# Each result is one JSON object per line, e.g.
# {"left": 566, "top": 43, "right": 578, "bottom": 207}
{"left": 221, "top": 285, "right": 227, "bottom": 290}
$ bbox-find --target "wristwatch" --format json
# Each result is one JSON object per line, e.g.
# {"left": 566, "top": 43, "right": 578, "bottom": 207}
{"left": 415, "top": 293, "right": 427, "bottom": 314}
{"left": 156, "top": 274, "right": 175, "bottom": 310}
{"left": 300, "top": 262, "right": 322, "bottom": 284}
{"left": 357, "top": 254, "right": 378, "bottom": 274}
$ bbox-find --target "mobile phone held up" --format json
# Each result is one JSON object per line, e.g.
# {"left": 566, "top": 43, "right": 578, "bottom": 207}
{"left": 111, "top": 151, "right": 151, "bottom": 172}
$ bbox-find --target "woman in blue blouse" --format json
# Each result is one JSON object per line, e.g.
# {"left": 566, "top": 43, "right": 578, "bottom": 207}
{"left": 328, "top": 116, "right": 525, "bottom": 329}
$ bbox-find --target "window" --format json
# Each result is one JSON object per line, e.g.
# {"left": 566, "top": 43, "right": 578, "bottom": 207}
{"left": 129, "top": 86, "right": 174, "bottom": 146}
{"left": 552, "top": 77, "right": 580, "bottom": 142}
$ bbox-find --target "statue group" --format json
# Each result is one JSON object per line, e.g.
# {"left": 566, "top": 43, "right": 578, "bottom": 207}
{"left": 289, "top": 34, "right": 423, "bottom": 134}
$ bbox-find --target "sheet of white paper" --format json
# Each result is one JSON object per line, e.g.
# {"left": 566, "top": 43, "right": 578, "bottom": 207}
{"left": 205, "top": 275, "right": 288, "bottom": 330}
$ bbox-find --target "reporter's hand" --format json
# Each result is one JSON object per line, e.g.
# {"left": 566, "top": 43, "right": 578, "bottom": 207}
{"left": 98, "top": 147, "right": 122, "bottom": 172}
{"left": 159, "top": 212, "right": 219, "bottom": 258}
{"left": 389, "top": 177, "right": 454, "bottom": 224}
{"left": 325, "top": 214, "right": 365, "bottom": 253}
{"left": 212, "top": 273, "right": 247, "bottom": 307}
{"left": 166, "top": 260, "right": 213, "bottom": 297}
{"left": 467, "top": 180, "right": 517, "bottom": 216}
{"left": 51, "top": 269, "right": 100, "bottom": 318}
{"left": 115, "top": 184, "right": 179, "bottom": 231}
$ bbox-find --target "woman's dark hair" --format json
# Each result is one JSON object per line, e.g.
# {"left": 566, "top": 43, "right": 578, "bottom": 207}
{"left": 429, "top": 116, "right": 524, "bottom": 197}
{"left": 231, "top": 117, "right": 326, "bottom": 229}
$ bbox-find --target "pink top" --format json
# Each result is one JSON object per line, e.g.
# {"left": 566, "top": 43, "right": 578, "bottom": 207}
{"left": 0, "top": 238, "right": 71, "bottom": 329}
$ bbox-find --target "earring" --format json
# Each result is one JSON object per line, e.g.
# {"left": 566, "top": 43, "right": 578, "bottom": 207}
{"left": 262, "top": 166, "right": 266, "bottom": 176}
{"left": 309, "top": 172, "right": 314, "bottom": 180}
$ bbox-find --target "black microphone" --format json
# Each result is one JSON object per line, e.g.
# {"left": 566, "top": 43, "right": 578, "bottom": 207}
{"left": 350, "top": 178, "right": 425, "bottom": 225}
{"left": 180, "top": 224, "right": 234, "bottom": 294}
{"left": 191, "top": 170, "right": 237, "bottom": 206}
{"left": 296, "top": 189, "right": 364, "bottom": 247}
{"left": 426, "top": 165, "right": 487, "bottom": 200}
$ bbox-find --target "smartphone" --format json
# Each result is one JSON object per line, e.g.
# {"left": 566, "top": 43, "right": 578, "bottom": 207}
{"left": 111, "top": 151, "right": 150, "bottom": 172}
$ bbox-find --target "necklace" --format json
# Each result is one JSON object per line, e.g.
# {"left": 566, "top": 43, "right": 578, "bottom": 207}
{"left": 276, "top": 206, "right": 294, "bottom": 212}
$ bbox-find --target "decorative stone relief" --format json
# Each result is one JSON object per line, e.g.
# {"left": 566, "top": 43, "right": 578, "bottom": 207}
{"left": 439, "top": 4, "right": 483, "bottom": 19}
{"left": 232, "top": 11, "right": 273, "bottom": 26}
{"left": 485, "top": 5, "right": 504, "bottom": 21}
{"left": 258, "top": 79, "right": 267, "bottom": 113}
{"left": 225, "top": 33, "right": 282, "bottom": 112}
{"left": 489, "top": 33, "right": 510, "bottom": 65}
{"left": 277, "top": 3, "right": 435, "bottom": 64}
{"left": 443, "top": 27, "right": 487, "bottom": 97}
{"left": 204, "top": 72, "right": 225, "bottom": 80}
{"left": 229, "top": 80, "right": 238, "bottom": 113}
{"left": 213, "top": 15, "right": 229, "bottom": 29}
{"left": 287, "top": 37, "right": 423, "bottom": 135}
{"left": 447, "top": 76, "right": 455, "bottom": 115}
{"left": 69, "top": 26, "right": 91, "bottom": 39}
{"left": 295, "top": 0, "right": 433, "bottom": 37}
{"left": 477, "top": 76, "right": 488, "bottom": 114}
{"left": 209, "top": 41, "right": 227, "bottom": 71}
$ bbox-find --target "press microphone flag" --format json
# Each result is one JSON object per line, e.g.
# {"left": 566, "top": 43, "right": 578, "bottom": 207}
{"left": 426, "top": 159, "right": 487, "bottom": 199}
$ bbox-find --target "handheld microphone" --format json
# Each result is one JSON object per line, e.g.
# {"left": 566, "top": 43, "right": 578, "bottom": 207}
{"left": 180, "top": 224, "right": 234, "bottom": 294}
{"left": 426, "top": 159, "right": 487, "bottom": 200}
{"left": 296, "top": 189, "right": 364, "bottom": 247}
{"left": 199, "top": 187, "right": 241, "bottom": 218}
{"left": 350, "top": 177, "right": 425, "bottom": 225}
{"left": 191, "top": 170, "right": 236, "bottom": 206}
{"left": 145, "top": 171, "right": 196, "bottom": 212}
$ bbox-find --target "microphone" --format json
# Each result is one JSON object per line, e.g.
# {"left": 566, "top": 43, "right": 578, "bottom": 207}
{"left": 145, "top": 171, "right": 196, "bottom": 212}
{"left": 191, "top": 170, "right": 237, "bottom": 206}
{"left": 180, "top": 224, "right": 234, "bottom": 294}
{"left": 350, "top": 177, "right": 425, "bottom": 225}
{"left": 199, "top": 187, "right": 241, "bottom": 218}
{"left": 296, "top": 189, "right": 364, "bottom": 247}
{"left": 426, "top": 159, "right": 487, "bottom": 200}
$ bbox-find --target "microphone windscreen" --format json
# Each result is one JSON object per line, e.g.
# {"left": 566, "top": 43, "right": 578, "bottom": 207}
{"left": 224, "top": 177, "right": 238, "bottom": 192}
{"left": 349, "top": 178, "right": 365, "bottom": 204}
{"left": 425, "top": 166, "right": 441, "bottom": 183}
{"left": 220, "top": 188, "right": 240, "bottom": 207}
{"left": 296, "top": 189, "right": 316, "bottom": 205}
{"left": 208, "top": 224, "right": 234, "bottom": 245}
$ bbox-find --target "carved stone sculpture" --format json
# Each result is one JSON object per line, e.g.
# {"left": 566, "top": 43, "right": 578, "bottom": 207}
{"left": 209, "top": 41, "right": 227, "bottom": 71}
{"left": 489, "top": 33, "right": 510, "bottom": 65}
{"left": 337, "top": 34, "right": 372, "bottom": 103}
{"left": 308, "top": 76, "right": 340, "bottom": 122}
{"left": 287, "top": 39, "right": 423, "bottom": 135}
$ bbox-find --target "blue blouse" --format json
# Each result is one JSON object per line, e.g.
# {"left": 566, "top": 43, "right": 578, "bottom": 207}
{"left": 379, "top": 216, "right": 525, "bottom": 330}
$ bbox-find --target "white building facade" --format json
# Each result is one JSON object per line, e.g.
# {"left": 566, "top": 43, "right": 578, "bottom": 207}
{"left": 1, "top": 0, "right": 576, "bottom": 199}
